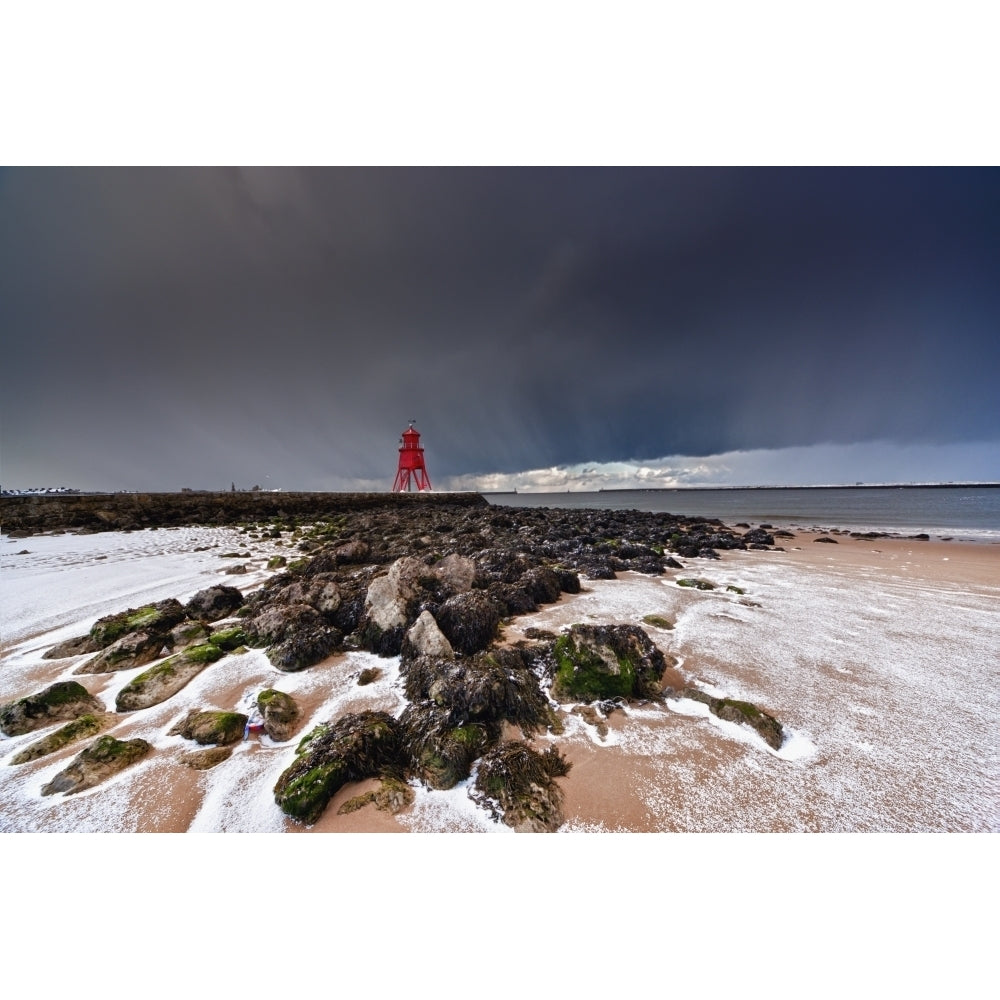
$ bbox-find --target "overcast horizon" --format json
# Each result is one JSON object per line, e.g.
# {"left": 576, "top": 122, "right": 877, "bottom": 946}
{"left": 2, "top": 167, "right": 998, "bottom": 494}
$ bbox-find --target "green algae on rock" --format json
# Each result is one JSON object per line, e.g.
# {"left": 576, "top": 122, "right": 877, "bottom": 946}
{"left": 40, "top": 735, "right": 151, "bottom": 796}
{"left": 9, "top": 713, "right": 111, "bottom": 764}
{"left": 682, "top": 687, "right": 785, "bottom": 750}
{"left": 88, "top": 599, "right": 186, "bottom": 647}
{"left": 273, "top": 710, "right": 405, "bottom": 825}
{"left": 115, "top": 643, "right": 224, "bottom": 712}
{"left": 549, "top": 624, "right": 670, "bottom": 703}
{"left": 0, "top": 681, "right": 105, "bottom": 737}
{"left": 169, "top": 709, "right": 248, "bottom": 745}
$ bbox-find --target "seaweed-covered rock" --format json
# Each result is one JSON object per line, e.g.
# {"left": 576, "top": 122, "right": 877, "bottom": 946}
{"left": 115, "top": 643, "right": 224, "bottom": 712}
{"left": 435, "top": 590, "right": 500, "bottom": 655}
{"left": 88, "top": 599, "right": 186, "bottom": 647}
{"left": 273, "top": 710, "right": 405, "bottom": 824}
{"left": 401, "top": 647, "right": 550, "bottom": 734}
{"left": 245, "top": 602, "right": 339, "bottom": 671}
{"left": 40, "top": 735, "right": 151, "bottom": 796}
{"left": 257, "top": 689, "right": 300, "bottom": 742}
{"left": 682, "top": 687, "right": 785, "bottom": 750}
{"left": 549, "top": 624, "right": 670, "bottom": 703}
{"left": 520, "top": 566, "right": 563, "bottom": 605}
{"left": 399, "top": 705, "right": 492, "bottom": 789}
{"left": 185, "top": 584, "right": 245, "bottom": 622}
{"left": 471, "top": 741, "right": 571, "bottom": 832}
{"left": 9, "top": 713, "right": 112, "bottom": 764}
{"left": 169, "top": 709, "right": 248, "bottom": 745}
{"left": 0, "top": 681, "right": 104, "bottom": 736}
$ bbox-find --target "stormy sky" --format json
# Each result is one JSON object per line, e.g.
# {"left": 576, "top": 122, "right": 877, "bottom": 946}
{"left": 2, "top": 167, "right": 998, "bottom": 492}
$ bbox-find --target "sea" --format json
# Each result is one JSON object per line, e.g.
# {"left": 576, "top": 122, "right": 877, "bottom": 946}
{"left": 484, "top": 485, "right": 1000, "bottom": 542}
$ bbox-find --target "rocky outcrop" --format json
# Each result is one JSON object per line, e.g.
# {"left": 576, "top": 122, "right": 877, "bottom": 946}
{"left": 0, "top": 490, "right": 489, "bottom": 536}
{"left": 273, "top": 711, "right": 406, "bottom": 824}
{"left": 548, "top": 624, "right": 672, "bottom": 703}
{"left": 48, "top": 598, "right": 195, "bottom": 668}
{"left": 0, "top": 681, "right": 104, "bottom": 736}
{"left": 470, "top": 741, "right": 571, "bottom": 832}
{"left": 169, "top": 709, "right": 248, "bottom": 745}
{"left": 40, "top": 736, "right": 151, "bottom": 796}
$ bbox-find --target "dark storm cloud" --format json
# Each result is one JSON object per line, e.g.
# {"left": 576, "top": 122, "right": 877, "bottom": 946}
{"left": 2, "top": 167, "right": 998, "bottom": 490}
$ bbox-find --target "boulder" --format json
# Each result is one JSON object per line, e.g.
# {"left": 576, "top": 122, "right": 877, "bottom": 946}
{"left": 549, "top": 624, "right": 671, "bottom": 703}
{"left": 169, "top": 709, "right": 248, "bottom": 745}
{"left": 181, "top": 746, "right": 233, "bottom": 770}
{"left": 40, "top": 735, "right": 151, "bottom": 796}
{"left": 115, "top": 643, "right": 224, "bottom": 712}
{"left": 520, "top": 566, "right": 562, "bottom": 605}
{"left": 43, "top": 634, "right": 100, "bottom": 659}
{"left": 185, "top": 584, "right": 245, "bottom": 622}
{"left": 170, "top": 619, "right": 210, "bottom": 647}
{"left": 88, "top": 599, "right": 186, "bottom": 648}
{"left": 331, "top": 539, "right": 371, "bottom": 564}
{"left": 1, "top": 681, "right": 104, "bottom": 736}
{"left": 75, "top": 628, "right": 167, "bottom": 674}
{"left": 433, "top": 553, "right": 477, "bottom": 595}
{"left": 363, "top": 555, "right": 430, "bottom": 631}
{"left": 257, "top": 689, "right": 300, "bottom": 742}
{"left": 402, "top": 610, "right": 455, "bottom": 660}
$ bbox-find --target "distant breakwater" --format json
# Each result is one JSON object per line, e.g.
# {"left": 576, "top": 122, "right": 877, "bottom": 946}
{"left": 1, "top": 491, "right": 488, "bottom": 536}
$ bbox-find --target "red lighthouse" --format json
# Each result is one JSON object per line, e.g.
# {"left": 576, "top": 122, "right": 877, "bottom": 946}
{"left": 392, "top": 421, "right": 433, "bottom": 492}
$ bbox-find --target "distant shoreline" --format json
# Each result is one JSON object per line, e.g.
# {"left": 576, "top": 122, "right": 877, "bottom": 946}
{"left": 596, "top": 483, "right": 1000, "bottom": 492}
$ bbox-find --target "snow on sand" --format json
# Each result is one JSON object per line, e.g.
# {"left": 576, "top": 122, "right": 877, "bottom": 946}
{"left": 2, "top": 526, "right": 999, "bottom": 832}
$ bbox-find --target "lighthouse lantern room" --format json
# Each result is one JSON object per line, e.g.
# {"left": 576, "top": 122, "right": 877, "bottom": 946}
{"left": 392, "top": 421, "right": 433, "bottom": 492}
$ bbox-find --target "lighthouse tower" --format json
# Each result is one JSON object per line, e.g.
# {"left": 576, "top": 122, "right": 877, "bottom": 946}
{"left": 392, "top": 421, "right": 433, "bottom": 492}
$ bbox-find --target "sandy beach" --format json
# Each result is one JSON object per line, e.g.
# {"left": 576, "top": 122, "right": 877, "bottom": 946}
{"left": 2, "top": 521, "right": 997, "bottom": 834}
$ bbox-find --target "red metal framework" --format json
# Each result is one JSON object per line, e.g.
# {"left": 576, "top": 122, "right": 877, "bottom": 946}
{"left": 392, "top": 422, "right": 433, "bottom": 492}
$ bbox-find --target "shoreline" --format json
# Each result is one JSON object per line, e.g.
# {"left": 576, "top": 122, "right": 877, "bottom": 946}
{"left": 2, "top": 513, "right": 998, "bottom": 833}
